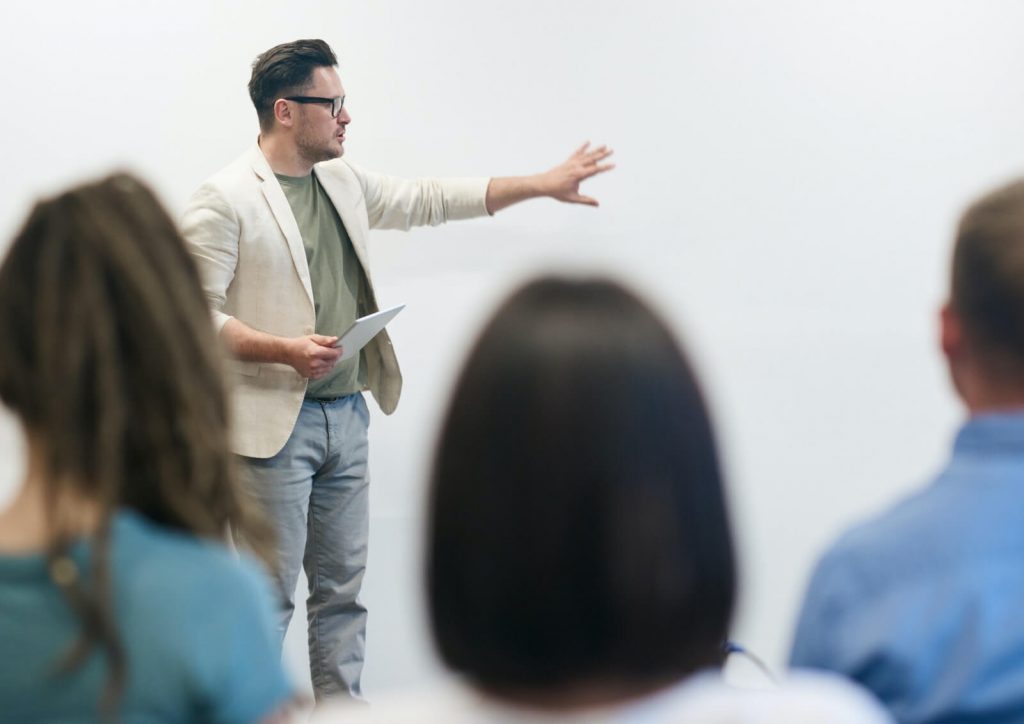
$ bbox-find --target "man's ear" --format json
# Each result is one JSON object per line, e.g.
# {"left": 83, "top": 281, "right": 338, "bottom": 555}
{"left": 274, "top": 99, "right": 294, "bottom": 128}
{"left": 940, "top": 302, "right": 962, "bottom": 362}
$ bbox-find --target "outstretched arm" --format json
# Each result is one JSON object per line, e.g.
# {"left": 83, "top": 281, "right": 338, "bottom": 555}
{"left": 485, "top": 142, "right": 615, "bottom": 214}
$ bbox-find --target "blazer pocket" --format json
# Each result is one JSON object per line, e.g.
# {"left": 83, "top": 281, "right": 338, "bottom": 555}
{"left": 228, "top": 360, "right": 261, "bottom": 377}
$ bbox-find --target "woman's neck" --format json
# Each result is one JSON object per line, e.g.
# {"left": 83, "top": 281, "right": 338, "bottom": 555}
{"left": 482, "top": 676, "right": 683, "bottom": 713}
{"left": 0, "top": 441, "right": 102, "bottom": 554}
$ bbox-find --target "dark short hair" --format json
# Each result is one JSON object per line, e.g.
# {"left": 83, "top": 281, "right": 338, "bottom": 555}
{"left": 248, "top": 38, "right": 338, "bottom": 132}
{"left": 427, "top": 276, "right": 736, "bottom": 694}
{"left": 953, "top": 179, "right": 1024, "bottom": 378}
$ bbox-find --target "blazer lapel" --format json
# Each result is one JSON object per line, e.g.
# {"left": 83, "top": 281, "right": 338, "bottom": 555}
{"left": 249, "top": 147, "right": 315, "bottom": 310}
{"left": 313, "top": 164, "right": 374, "bottom": 282}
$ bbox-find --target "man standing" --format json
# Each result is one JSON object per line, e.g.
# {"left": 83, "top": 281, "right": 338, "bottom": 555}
{"left": 790, "top": 179, "right": 1024, "bottom": 723}
{"left": 181, "top": 39, "right": 612, "bottom": 701}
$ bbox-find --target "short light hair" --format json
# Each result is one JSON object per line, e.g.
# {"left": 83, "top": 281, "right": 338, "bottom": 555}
{"left": 953, "top": 178, "right": 1024, "bottom": 377}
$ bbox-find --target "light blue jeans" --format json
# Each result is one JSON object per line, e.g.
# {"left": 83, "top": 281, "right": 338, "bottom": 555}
{"left": 240, "top": 394, "right": 370, "bottom": 701}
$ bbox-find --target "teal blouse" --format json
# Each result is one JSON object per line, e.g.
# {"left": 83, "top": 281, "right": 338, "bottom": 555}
{"left": 0, "top": 509, "right": 292, "bottom": 722}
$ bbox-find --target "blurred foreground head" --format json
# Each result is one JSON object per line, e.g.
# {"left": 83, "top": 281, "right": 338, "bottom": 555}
{"left": 944, "top": 178, "right": 1024, "bottom": 407}
{"left": 428, "top": 276, "right": 735, "bottom": 701}
{"left": 0, "top": 172, "right": 274, "bottom": 709}
{"left": 0, "top": 172, "right": 269, "bottom": 549}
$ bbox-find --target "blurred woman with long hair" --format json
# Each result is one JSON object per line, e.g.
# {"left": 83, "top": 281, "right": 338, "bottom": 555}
{"left": 0, "top": 173, "right": 293, "bottom": 721}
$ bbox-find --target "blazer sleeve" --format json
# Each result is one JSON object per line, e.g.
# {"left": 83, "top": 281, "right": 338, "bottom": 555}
{"left": 180, "top": 183, "right": 241, "bottom": 333}
{"left": 347, "top": 161, "right": 491, "bottom": 230}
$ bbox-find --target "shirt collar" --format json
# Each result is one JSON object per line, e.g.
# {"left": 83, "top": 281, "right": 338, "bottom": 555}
{"left": 954, "top": 410, "right": 1024, "bottom": 456}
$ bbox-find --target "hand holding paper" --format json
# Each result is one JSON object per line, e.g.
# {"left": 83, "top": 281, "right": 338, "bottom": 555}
{"left": 333, "top": 305, "right": 405, "bottom": 360}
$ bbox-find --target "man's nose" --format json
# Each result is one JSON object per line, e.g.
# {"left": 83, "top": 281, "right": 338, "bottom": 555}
{"left": 337, "top": 107, "right": 351, "bottom": 124}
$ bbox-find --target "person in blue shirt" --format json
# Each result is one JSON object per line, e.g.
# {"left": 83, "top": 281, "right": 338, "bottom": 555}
{"left": 790, "top": 178, "right": 1024, "bottom": 723}
{"left": 0, "top": 174, "right": 294, "bottom": 722}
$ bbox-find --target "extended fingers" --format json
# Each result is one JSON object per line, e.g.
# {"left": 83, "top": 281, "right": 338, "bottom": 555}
{"left": 579, "top": 161, "right": 615, "bottom": 179}
{"left": 573, "top": 141, "right": 592, "bottom": 157}
{"left": 574, "top": 146, "right": 614, "bottom": 175}
{"left": 556, "top": 143, "right": 614, "bottom": 205}
{"left": 584, "top": 146, "right": 613, "bottom": 166}
{"left": 570, "top": 142, "right": 613, "bottom": 160}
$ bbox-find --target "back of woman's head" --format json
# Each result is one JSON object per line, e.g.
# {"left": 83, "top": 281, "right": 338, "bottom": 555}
{"left": 0, "top": 172, "right": 273, "bottom": 711}
{"left": 0, "top": 172, "right": 256, "bottom": 540}
{"left": 428, "top": 276, "right": 735, "bottom": 694}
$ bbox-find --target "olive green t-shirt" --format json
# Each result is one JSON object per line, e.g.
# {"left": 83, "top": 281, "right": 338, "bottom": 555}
{"left": 276, "top": 171, "right": 367, "bottom": 399}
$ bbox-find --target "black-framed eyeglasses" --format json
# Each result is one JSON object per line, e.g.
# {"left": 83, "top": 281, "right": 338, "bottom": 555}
{"left": 284, "top": 96, "right": 345, "bottom": 118}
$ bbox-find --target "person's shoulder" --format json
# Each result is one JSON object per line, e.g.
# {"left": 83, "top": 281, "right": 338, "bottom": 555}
{"left": 813, "top": 475, "right": 946, "bottom": 579}
{"left": 789, "top": 484, "right": 949, "bottom": 669}
{"left": 663, "top": 671, "right": 892, "bottom": 723}
{"left": 310, "top": 675, "right": 893, "bottom": 724}
{"left": 769, "top": 671, "right": 893, "bottom": 721}
{"left": 190, "top": 145, "right": 265, "bottom": 199}
{"left": 111, "top": 510, "right": 268, "bottom": 597}
{"left": 316, "top": 157, "right": 366, "bottom": 183}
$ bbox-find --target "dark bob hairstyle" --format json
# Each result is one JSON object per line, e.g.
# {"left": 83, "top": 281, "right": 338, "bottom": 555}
{"left": 427, "top": 276, "right": 736, "bottom": 696}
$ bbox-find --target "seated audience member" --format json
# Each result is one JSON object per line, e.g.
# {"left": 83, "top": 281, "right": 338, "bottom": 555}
{"left": 316, "top": 276, "right": 890, "bottom": 722}
{"left": 791, "top": 179, "right": 1024, "bottom": 723}
{"left": 0, "top": 174, "right": 293, "bottom": 722}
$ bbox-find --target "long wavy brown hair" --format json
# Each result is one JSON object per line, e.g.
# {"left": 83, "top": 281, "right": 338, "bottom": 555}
{"left": 0, "top": 173, "right": 275, "bottom": 716}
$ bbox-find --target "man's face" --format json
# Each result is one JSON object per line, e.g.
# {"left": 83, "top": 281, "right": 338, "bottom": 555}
{"left": 292, "top": 66, "right": 351, "bottom": 164}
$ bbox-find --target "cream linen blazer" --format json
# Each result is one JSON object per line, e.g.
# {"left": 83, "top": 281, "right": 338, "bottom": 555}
{"left": 181, "top": 146, "right": 489, "bottom": 458}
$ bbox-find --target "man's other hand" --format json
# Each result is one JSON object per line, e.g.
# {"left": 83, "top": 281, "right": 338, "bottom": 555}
{"left": 287, "top": 334, "right": 342, "bottom": 379}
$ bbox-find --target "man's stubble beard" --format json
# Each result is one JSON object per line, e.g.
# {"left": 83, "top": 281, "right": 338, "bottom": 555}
{"left": 296, "top": 127, "right": 343, "bottom": 167}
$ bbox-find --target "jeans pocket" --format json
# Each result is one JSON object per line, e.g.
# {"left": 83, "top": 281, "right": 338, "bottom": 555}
{"left": 354, "top": 393, "right": 370, "bottom": 429}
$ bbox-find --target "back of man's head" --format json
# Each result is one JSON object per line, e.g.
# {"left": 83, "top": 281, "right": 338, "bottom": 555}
{"left": 248, "top": 39, "right": 337, "bottom": 132}
{"left": 951, "top": 179, "right": 1024, "bottom": 384}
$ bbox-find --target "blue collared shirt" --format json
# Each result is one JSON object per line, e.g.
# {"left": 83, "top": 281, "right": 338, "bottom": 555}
{"left": 790, "top": 411, "right": 1024, "bottom": 723}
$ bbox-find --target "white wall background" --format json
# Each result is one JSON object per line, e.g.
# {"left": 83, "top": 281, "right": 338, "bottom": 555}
{"left": 2, "top": 0, "right": 1024, "bottom": 700}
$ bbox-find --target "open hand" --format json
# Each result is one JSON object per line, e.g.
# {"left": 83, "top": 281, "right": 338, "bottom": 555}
{"left": 542, "top": 142, "right": 615, "bottom": 206}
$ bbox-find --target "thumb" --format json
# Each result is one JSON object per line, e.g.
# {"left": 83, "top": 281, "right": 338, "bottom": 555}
{"left": 310, "top": 334, "right": 339, "bottom": 346}
{"left": 570, "top": 194, "right": 599, "bottom": 207}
